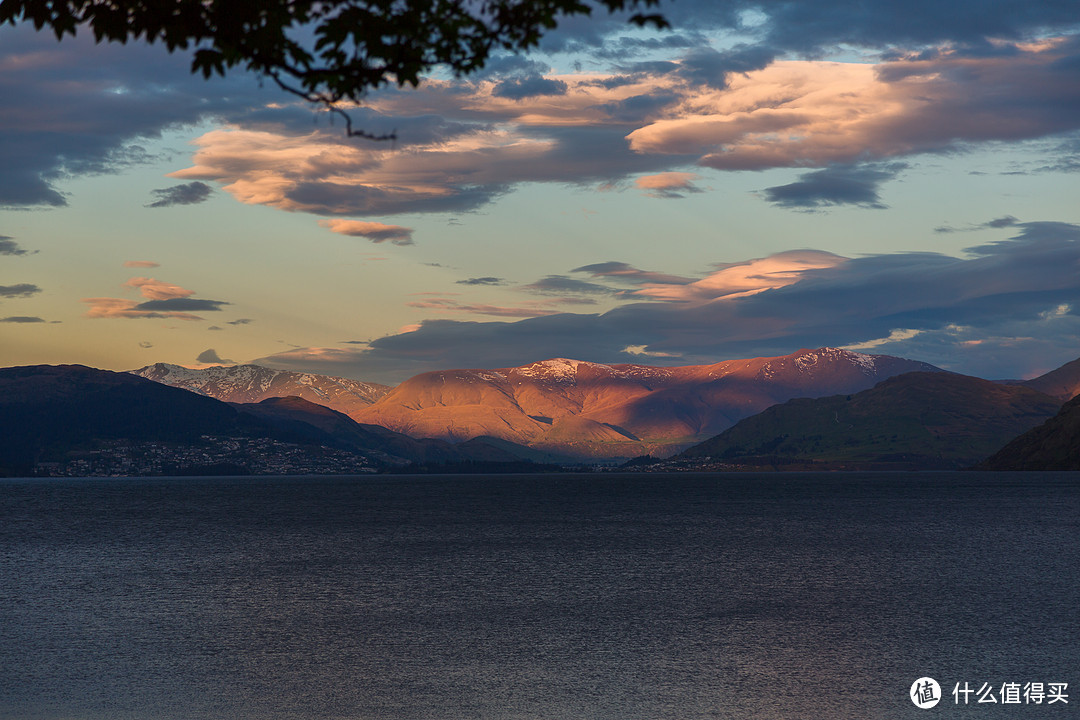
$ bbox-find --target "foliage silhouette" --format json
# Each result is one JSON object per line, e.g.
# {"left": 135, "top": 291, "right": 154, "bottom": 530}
{"left": 0, "top": 0, "right": 668, "bottom": 138}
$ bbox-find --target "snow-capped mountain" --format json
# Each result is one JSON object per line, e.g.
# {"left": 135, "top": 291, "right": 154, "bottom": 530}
{"left": 130, "top": 363, "right": 392, "bottom": 417}
{"left": 352, "top": 348, "right": 942, "bottom": 457}
{"left": 130, "top": 350, "right": 940, "bottom": 458}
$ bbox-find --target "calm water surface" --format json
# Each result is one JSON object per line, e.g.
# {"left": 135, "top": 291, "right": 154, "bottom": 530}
{"left": 0, "top": 472, "right": 1077, "bottom": 720}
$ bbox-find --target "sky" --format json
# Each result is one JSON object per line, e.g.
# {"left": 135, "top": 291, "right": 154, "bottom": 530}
{"left": 2, "top": 0, "right": 1080, "bottom": 384}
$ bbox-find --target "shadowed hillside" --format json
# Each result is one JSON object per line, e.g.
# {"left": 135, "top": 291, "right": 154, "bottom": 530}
{"left": 1023, "top": 356, "right": 1080, "bottom": 401}
{"left": 679, "top": 372, "right": 1061, "bottom": 470}
{"left": 977, "top": 394, "right": 1080, "bottom": 470}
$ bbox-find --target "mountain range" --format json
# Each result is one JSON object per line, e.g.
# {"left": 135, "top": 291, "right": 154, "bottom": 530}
{"left": 6, "top": 345, "right": 1080, "bottom": 475}
{"left": 0, "top": 365, "right": 562, "bottom": 476}
{"left": 137, "top": 348, "right": 939, "bottom": 458}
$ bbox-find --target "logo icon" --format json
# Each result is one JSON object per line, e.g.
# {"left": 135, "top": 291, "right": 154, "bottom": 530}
{"left": 911, "top": 677, "right": 942, "bottom": 709}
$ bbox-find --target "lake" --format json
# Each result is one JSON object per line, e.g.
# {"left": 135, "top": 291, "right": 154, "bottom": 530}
{"left": 1, "top": 472, "right": 1077, "bottom": 719}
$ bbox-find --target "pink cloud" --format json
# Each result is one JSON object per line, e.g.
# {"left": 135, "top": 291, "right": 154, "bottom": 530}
{"left": 318, "top": 219, "right": 414, "bottom": 245}
{"left": 165, "top": 41, "right": 1080, "bottom": 217}
{"left": 124, "top": 276, "right": 195, "bottom": 301}
{"left": 631, "top": 250, "right": 846, "bottom": 303}
{"left": 122, "top": 260, "right": 160, "bottom": 268}
{"left": 629, "top": 42, "right": 1080, "bottom": 169}
{"left": 81, "top": 297, "right": 201, "bottom": 320}
{"left": 635, "top": 172, "right": 700, "bottom": 190}
{"left": 634, "top": 171, "right": 703, "bottom": 198}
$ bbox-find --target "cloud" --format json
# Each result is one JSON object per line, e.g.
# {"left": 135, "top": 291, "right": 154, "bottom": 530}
{"left": 145, "top": 181, "right": 213, "bottom": 208}
{"left": 6, "top": 4, "right": 1080, "bottom": 216}
{"left": 83, "top": 278, "right": 228, "bottom": 319}
{"left": 935, "top": 215, "right": 1022, "bottom": 233}
{"left": 986, "top": 215, "right": 1022, "bottom": 228}
{"left": 623, "top": 344, "right": 682, "bottom": 358}
{"left": 629, "top": 250, "right": 845, "bottom": 302}
{"left": 0, "top": 315, "right": 45, "bottom": 323}
{"left": 456, "top": 277, "right": 506, "bottom": 286}
{"left": 124, "top": 277, "right": 195, "bottom": 301}
{"left": 492, "top": 74, "right": 569, "bottom": 99}
{"left": 318, "top": 219, "right": 415, "bottom": 245}
{"left": 170, "top": 118, "right": 684, "bottom": 217}
{"left": 628, "top": 42, "right": 1080, "bottom": 170}
{"left": 762, "top": 163, "right": 907, "bottom": 209}
{"left": 521, "top": 275, "right": 619, "bottom": 296}
{"left": 634, "top": 171, "right": 704, "bottom": 198}
{"left": 153, "top": 36, "right": 1080, "bottom": 222}
{"left": 546, "top": 0, "right": 1080, "bottom": 67}
{"left": 82, "top": 297, "right": 192, "bottom": 320}
{"left": 676, "top": 46, "right": 778, "bottom": 90}
{"left": 0, "top": 26, "right": 276, "bottom": 208}
{"left": 842, "top": 328, "right": 924, "bottom": 351}
{"left": 0, "top": 283, "right": 41, "bottom": 298}
{"left": 134, "top": 298, "right": 229, "bottom": 312}
{"left": 474, "top": 56, "right": 553, "bottom": 79}
{"left": 572, "top": 262, "right": 694, "bottom": 285}
{"left": 123, "top": 260, "right": 160, "bottom": 268}
{"left": 254, "top": 222, "right": 1080, "bottom": 383}
{"left": 227, "top": 318, "right": 254, "bottom": 325}
{"left": 138, "top": 341, "right": 154, "bottom": 348}
{"left": 405, "top": 296, "right": 571, "bottom": 318}
{"left": 0, "top": 236, "right": 33, "bottom": 256}
{"left": 746, "top": 1, "right": 1080, "bottom": 56}
{"left": 196, "top": 348, "right": 234, "bottom": 365}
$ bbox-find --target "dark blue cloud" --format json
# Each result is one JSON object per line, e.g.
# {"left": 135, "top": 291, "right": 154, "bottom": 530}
{"left": 135, "top": 298, "right": 229, "bottom": 312}
{"left": 285, "top": 180, "right": 510, "bottom": 216}
{"left": 572, "top": 262, "right": 694, "bottom": 285}
{"left": 599, "top": 92, "right": 680, "bottom": 122}
{"left": 677, "top": 45, "right": 778, "bottom": 90}
{"left": 0, "top": 283, "right": 41, "bottom": 298}
{"left": 0, "top": 25, "right": 275, "bottom": 208}
{"left": 0, "top": 236, "right": 32, "bottom": 255}
{"left": 935, "top": 215, "right": 1021, "bottom": 234}
{"left": 533, "top": 0, "right": 1080, "bottom": 64}
{"left": 197, "top": 348, "right": 234, "bottom": 364}
{"left": 522, "top": 276, "right": 619, "bottom": 295}
{"left": 474, "top": 56, "right": 551, "bottom": 79}
{"left": 597, "top": 32, "right": 709, "bottom": 57}
{"left": 763, "top": 164, "right": 908, "bottom": 209}
{"left": 146, "top": 181, "right": 213, "bottom": 208}
{"left": 492, "top": 74, "right": 570, "bottom": 99}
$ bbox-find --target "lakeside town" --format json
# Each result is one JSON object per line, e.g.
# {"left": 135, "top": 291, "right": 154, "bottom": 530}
{"left": 36, "top": 436, "right": 379, "bottom": 477}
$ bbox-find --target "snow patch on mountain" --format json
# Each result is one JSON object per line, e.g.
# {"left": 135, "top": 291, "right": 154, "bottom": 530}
{"left": 514, "top": 358, "right": 585, "bottom": 382}
{"left": 848, "top": 351, "right": 878, "bottom": 375}
{"left": 130, "top": 363, "right": 391, "bottom": 408}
